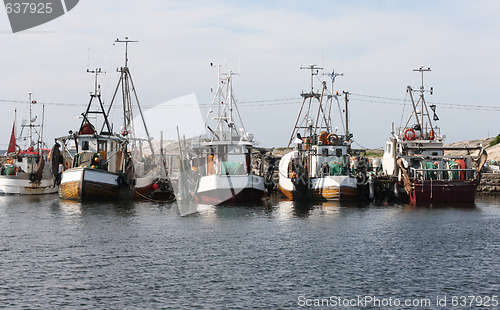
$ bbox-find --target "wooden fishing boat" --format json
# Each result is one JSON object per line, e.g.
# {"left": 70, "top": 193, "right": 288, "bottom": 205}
{"left": 381, "top": 66, "right": 487, "bottom": 204}
{"left": 56, "top": 38, "right": 160, "bottom": 201}
{"left": 0, "top": 93, "right": 58, "bottom": 195}
{"left": 192, "top": 65, "right": 266, "bottom": 205}
{"left": 279, "top": 65, "right": 358, "bottom": 201}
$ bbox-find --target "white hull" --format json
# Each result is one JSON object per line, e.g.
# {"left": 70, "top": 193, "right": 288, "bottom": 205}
{"left": 196, "top": 174, "right": 266, "bottom": 205}
{"left": 0, "top": 175, "right": 58, "bottom": 195}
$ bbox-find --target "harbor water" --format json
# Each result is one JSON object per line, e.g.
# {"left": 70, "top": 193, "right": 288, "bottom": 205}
{"left": 0, "top": 194, "right": 499, "bottom": 309}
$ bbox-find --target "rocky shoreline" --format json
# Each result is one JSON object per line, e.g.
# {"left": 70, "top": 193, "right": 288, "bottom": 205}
{"left": 478, "top": 173, "right": 500, "bottom": 194}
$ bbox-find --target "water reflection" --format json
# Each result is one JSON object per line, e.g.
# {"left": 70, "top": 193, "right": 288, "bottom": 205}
{"left": 55, "top": 198, "right": 138, "bottom": 218}
{"left": 401, "top": 201, "right": 477, "bottom": 211}
{"left": 274, "top": 199, "right": 366, "bottom": 219}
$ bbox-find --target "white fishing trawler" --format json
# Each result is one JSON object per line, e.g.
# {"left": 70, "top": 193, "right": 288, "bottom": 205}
{"left": 56, "top": 38, "right": 159, "bottom": 201}
{"left": 279, "top": 65, "right": 358, "bottom": 200}
{"left": 192, "top": 65, "right": 266, "bottom": 205}
{"left": 0, "top": 93, "right": 58, "bottom": 195}
{"left": 381, "top": 66, "right": 487, "bottom": 204}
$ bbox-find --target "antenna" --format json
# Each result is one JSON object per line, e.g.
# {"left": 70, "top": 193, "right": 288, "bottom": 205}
{"left": 413, "top": 65, "right": 431, "bottom": 92}
{"left": 115, "top": 37, "right": 138, "bottom": 67}
{"left": 86, "top": 68, "right": 105, "bottom": 96}
{"left": 323, "top": 69, "right": 343, "bottom": 84}
{"left": 321, "top": 50, "right": 324, "bottom": 69}
{"left": 299, "top": 64, "right": 323, "bottom": 93}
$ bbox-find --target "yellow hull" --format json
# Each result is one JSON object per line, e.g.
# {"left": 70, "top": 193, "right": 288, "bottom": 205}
{"left": 280, "top": 185, "right": 358, "bottom": 201}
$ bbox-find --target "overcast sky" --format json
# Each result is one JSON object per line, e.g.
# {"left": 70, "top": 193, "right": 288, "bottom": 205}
{"left": 1, "top": 0, "right": 499, "bottom": 150}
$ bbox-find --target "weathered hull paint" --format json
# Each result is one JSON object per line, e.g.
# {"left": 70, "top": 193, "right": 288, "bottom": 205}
{"left": 59, "top": 167, "right": 154, "bottom": 201}
{"left": 410, "top": 180, "right": 478, "bottom": 205}
{"left": 280, "top": 184, "right": 358, "bottom": 201}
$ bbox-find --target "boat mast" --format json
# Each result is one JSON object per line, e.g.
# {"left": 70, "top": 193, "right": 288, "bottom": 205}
{"left": 208, "top": 64, "right": 244, "bottom": 144}
{"left": 343, "top": 91, "right": 350, "bottom": 141}
{"left": 28, "top": 92, "right": 33, "bottom": 150}
{"left": 287, "top": 65, "right": 324, "bottom": 147}
{"left": 81, "top": 68, "right": 113, "bottom": 134}
{"left": 108, "top": 37, "right": 155, "bottom": 156}
{"left": 406, "top": 66, "right": 435, "bottom": 138}
{"left": 21, "top": 92, "right": 42, "bottom": 152}
{"left": 40, "top": 103, "right": 45, "bottom": 154}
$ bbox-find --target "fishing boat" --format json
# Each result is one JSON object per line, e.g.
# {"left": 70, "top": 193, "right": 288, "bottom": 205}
{"left": 0, "top": 93, "right": 58, "bottom": 195}
{"left": 191, "top": 65, "right": 266, "bottom": 205}
{"left": 381, "top": 66, "right": 487, "bottom": 204}
{"left": 279, "top": 65, "right": 358, "bottom": 200}
{"left": 56, "top": 38, "right": 160, "bottom": 201}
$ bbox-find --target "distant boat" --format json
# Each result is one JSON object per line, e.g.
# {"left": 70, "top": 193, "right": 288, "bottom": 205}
{"left": 279, "top": 65, "right": 358, "bottom": 201}
{"left": 0, "top": 93, "right": 58, "bottom": 195}
{"left": 381, "top": 66, "right": 487, "bottom": 204}
{"left": 56, "top": 38, "right": 161, "bottom": 201}
{"left": 191, "top": 65, "right": 267, "bottom": 205}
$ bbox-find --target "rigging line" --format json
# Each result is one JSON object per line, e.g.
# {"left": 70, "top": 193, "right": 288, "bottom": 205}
{"left": 351, "top": 139, "right": 370, "bottom": 150}
{"left": 351, "top": 98, "right": 500, "bottom": 111}
{"left": 350, "top": 93, "right": 404, "bottom": 101}
{"left": 334, "top": 95, "right": 345, "bottom": 134}
{"left": 239, "top": 97, "right": 299, "bottom": 104}
{"left": 351, "top": 92, "right": 500, "bottom": 110}
{"left": 399, "top": 90, "right": 409, "bottom": 130}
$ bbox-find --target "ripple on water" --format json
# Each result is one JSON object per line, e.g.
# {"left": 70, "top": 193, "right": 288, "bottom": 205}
{"left": 0, "top": 195, "right": 498, "bottom": 308}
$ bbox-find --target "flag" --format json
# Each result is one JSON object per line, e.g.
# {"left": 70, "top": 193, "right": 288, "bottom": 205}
{"left": 7, "top": 119, "right": 16, "bottom": 153}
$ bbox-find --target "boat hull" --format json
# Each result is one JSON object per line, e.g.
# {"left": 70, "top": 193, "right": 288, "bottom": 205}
{"left": 0, "top": 175, "right": 58, "bottom": 195}
{"left": 195, "top": 174, "right": 266, "bottom": 205}
{"left": 59, "top": 167, "right": 154, "bottom": 201}
{"left": 278, "top": 150, "right": 358, "bottom": 201}
{"left": 279, "top": 174, "right": 358, "bottom": 201}
{"left": 410, "top": 180, "right": 478, "bottom": 205}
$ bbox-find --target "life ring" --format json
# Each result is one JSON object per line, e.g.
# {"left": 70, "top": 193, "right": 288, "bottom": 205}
{"left": 6, "top": 158, "right": 14, "bottom": 165}
{"left": 404, "top": 128, "right": 416, "bottom": 140}
{"left": 327, "top": 133, "right": 338, "bottom": 144}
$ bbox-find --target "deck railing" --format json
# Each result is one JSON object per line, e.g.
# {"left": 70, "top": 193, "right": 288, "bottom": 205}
{"left": 409, "top": 167, "right": 477, "bottom": 181}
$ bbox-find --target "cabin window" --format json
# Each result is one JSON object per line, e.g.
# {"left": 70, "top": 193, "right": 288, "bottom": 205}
{"left": 229, "top": 145, "right": 242, "bottom": 154}
{"left": 82, "top": 141, "right": 89, "bottom": 151}
{"left": 322, "top": 148, "right": 328, "bottom": 156}
{"left": 336, "top": 148, "right": 343, "bottom": 157}
{"left": 386, "top": 144, "right": 392, "bottom": 154}
{"left": 218, "top": 145, "right": 227, "bottom": 154}
{"left": 98, "top": 140, "right": 107, "bottom": 152}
